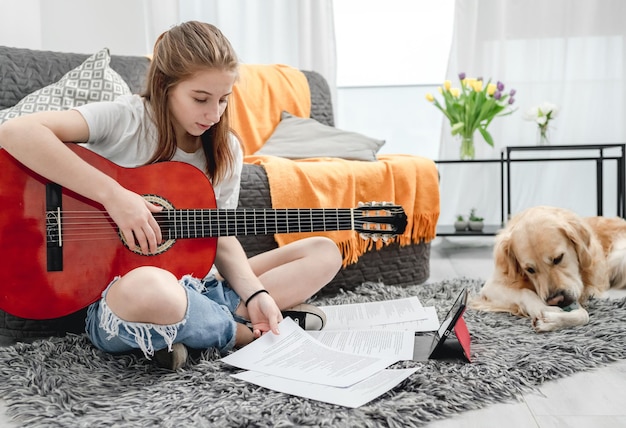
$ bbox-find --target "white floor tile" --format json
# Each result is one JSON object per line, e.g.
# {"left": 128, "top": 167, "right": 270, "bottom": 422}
{"left": 534, "top": 415, "right": 626, "bottom": 428}
{"left": 524, "top": 360, "right": 626, "bottom": 417}
{"left": 0, "top": 401, "right": 16, "bottom": 427}
{"left": 424, "top": 399, "right": 538, "bottom": 428}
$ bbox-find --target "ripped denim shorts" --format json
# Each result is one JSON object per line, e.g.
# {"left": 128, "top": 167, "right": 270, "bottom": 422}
{"left": 85, "top": 274, "right": 242, "bottom": 358}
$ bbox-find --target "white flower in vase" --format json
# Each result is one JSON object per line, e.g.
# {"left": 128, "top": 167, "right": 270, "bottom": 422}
{"left": 524, "top": 101, "right": 559, "bottom": 145}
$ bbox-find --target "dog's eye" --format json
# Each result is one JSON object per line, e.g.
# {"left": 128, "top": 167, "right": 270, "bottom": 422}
{"left": 526, "top": 267, "right": 536, "bottom": 274}
{"left": 553, "top": 254, "right": 564, "bottom": 265}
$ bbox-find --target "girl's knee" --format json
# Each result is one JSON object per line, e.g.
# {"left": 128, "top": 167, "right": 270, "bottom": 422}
{"left": 308, "top": 237, "right": 343, "bottom": 273}
{"left": 318, "top": 236, "right": 342, "bottom": 260}
{"left": 106, "top": 266, "right": 186, "bottom": 323}
{"left": 112, "top": 266, "right": 178, "bottom": 297}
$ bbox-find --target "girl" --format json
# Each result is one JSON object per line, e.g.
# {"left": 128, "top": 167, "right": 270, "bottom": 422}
{"left": 0, "top": 21, "right": 342, "bottom": 370}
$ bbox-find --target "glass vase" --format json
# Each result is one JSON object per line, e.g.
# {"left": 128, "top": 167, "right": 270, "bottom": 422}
{"left": 458, "top": 134, "right": 475, "bottom": 160}
{"left": 537, "top": 127, "right": 550, "bottom": 146}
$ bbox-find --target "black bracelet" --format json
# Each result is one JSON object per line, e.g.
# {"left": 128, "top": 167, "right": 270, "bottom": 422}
{"left": 245, "top": 289, "right": 269, "bottom": 307}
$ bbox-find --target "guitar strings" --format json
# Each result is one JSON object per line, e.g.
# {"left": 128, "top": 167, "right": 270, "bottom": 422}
{"left": 47, "top": 208, "right": 398, "bottom": 242}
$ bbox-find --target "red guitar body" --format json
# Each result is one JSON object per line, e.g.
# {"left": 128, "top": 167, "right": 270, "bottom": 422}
{"left": 0, "top": 144, "right": 217, "bottom": 319}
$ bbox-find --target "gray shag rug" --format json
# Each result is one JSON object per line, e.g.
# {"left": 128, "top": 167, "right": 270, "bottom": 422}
{"left": 1, "top": 278, "right": 626, "bottom": 427}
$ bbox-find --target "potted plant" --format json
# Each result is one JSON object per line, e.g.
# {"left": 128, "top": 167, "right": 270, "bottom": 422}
{"left": 469, "top": 208, "right": 484, "bottom": 232}
{"left": 454, "top": 214, "right": 469, "bottom": 232}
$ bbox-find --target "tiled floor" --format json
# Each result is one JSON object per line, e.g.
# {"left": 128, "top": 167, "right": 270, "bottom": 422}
{"left": 425, "top": 237, "right": 626, "bottom": 428}
{"left": 1, "top": 237, "right": 625, "bottom": 427}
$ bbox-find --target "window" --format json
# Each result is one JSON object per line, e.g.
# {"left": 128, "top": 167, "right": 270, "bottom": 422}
{"left": 332, "top": 0, "right": 455, "bottom": 158}
{"left": 333, "top": 0, "right": 455, "bottom": 87}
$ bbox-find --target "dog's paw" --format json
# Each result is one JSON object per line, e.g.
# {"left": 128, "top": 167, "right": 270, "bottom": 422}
{"left": 532, "top": 307, "right": 589, "bottom": 332}
{"left": 532, "top": 312, "right": 561, "bottom": 332}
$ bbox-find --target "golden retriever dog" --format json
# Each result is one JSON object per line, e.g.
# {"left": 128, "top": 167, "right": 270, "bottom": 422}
{"left": 471, "top": 205, "right": 626, "bottom": 332}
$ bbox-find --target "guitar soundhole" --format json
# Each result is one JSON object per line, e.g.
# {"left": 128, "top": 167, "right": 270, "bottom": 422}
{"left": 120, "top": 194, "right": 176, "bottom": 256}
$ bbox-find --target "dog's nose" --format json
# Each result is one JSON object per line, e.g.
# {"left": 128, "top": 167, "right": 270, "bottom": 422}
{"left": 547, "top": 291, "right": 575, "bottom": 308}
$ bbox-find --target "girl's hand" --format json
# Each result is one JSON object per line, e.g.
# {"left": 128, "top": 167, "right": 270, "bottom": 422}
{"left": 246, "top": 292, "right": 283, "bottom": 338}
{"left": 103, "top": 187, "right": 163, "bottom": 254}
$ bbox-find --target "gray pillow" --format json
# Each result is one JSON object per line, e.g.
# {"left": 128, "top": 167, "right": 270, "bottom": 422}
{"left": 0, "top": 47, "right": 131, "bottom": 124}
{"left": 256, "top": 111, "right": 385, "bottom": 161}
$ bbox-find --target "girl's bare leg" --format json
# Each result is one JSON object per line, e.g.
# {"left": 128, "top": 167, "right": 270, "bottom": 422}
{"left": 235, "top": 236, "right": 342, "bottom": 318}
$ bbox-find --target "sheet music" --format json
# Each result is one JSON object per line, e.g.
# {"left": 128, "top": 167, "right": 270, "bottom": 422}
{"left": 319, "top": 296, "right": 439, "bottom": 332}
{"left": 307, "top": 329, "right": 415, "bottom": 360}
{"left": 319, "top": 296, "right": 431, "bottom": 330}
{"left": 224, "top": 297, "right": 441, "bottom": 407}
{"left": 221, "top": 318, "right": 399, "bottom": 388}
{"left": 232, "top": 368, "right": 419, "bottom": 408}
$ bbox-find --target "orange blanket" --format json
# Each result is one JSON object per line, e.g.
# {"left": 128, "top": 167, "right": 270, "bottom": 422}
{"left": 244, "top": 154, "right": 440, "bottom": 266}
{"left": 230, "top": 64, "right": 311, "bottom": 155}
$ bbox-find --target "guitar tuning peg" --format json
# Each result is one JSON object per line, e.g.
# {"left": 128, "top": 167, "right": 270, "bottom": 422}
{"left": 358, "top": 232, "right": 397, "bottom": 243}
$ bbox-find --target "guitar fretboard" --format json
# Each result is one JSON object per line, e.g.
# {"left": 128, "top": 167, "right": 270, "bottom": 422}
{"left": 156, "top": 208, "right": 356, "bottom": 239}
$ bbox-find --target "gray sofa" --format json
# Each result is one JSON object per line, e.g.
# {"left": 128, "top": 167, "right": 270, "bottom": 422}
{"left": 0, "top": 46, "right": 432, "bottom": 339}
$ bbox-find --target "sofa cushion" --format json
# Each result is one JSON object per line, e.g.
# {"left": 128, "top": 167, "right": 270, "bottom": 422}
{"left": 256, "top": 111, "right": 385, "bottom": 161}
{"left": 0, "top": 48, "right": 130, "bottom": 124}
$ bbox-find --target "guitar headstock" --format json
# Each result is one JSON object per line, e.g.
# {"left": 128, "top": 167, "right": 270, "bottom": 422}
{"left": 354, "top": 202, "right": 407, "bottom": 241}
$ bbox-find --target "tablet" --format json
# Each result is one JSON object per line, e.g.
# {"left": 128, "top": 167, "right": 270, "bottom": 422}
{"left": 413, "top": 287, "right": 468, "bottom": 361}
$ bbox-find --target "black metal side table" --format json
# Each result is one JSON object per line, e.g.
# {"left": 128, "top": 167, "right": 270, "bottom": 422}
{"left": 433, "top": 158, "right": 505, "bottom": 236}
{"left": 503, "top": 144, "right": 626, "bottom": 220}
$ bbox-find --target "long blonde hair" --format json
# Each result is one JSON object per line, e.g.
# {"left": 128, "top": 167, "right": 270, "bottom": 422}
{"left": 143, "top": 21, "right": 238, "bottom": 185}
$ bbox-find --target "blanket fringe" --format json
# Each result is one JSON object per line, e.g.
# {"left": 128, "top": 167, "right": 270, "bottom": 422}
{"left": 336, "top": 212, "right": 439, "bottom": 267}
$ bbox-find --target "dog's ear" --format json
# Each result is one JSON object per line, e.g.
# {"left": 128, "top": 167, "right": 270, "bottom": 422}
{"left": 561, "top": 213, "right": 594, "bottom": 270}
{"left": 561, "top": 212, "right": 610, "bottom": 297}
{"left": 494, "top": 230, "right": 524, "bottom": 281}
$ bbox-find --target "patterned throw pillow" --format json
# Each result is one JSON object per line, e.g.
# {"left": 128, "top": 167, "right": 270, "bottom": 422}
{"left": 0, "top": 47, "right": 131, "bottom": 124}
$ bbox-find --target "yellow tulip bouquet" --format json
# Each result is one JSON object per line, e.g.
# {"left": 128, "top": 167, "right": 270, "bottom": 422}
{"left": 426, "top": 72, "right": 516, "bottom": 159}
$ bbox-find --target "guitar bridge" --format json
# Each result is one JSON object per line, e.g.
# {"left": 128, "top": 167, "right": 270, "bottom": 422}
{"left": 46, "top": 183, "right": 63, "bottom": 272}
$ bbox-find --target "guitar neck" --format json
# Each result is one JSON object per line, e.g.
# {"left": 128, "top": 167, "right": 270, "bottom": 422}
{"left": 156, "top": 208, "right": 356, "bottom": 238}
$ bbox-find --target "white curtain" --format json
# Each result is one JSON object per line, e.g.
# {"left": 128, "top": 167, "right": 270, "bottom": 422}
{"left": 0, "top": 0, "right": 178, "bottom": 56}
{"left": 179, "top": 0, "right": 337, "bottom": 102}
{"left": 0, "top": 0, "right": 337, "bottom": 85}
{"left": 438, "top": 0, "right": 626, "bottom": 227}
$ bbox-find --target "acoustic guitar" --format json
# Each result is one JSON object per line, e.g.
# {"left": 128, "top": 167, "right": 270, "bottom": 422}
{"left": 0, "top": 144, "right": 407, "bottom": 319}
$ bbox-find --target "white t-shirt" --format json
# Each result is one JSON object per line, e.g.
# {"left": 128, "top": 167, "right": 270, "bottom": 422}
{"left": 73, "top": 94, "right": 243, "bottom": 209}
